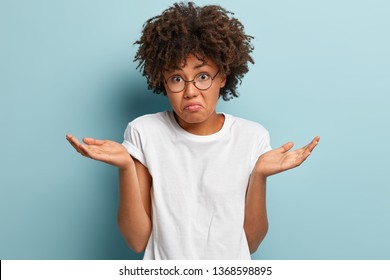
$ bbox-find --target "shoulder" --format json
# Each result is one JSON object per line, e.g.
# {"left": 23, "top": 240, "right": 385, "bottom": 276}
{"left": 123, "top": 111, "right": 173, "bottom": 146}
{"left": 227, "top": 114, "right": 269, "bottom": 136}
{"left": 227, "top": 114, "right": 272, "bottom": 156}
{"left": 128, "top": 111, "right": 171, "bottom": 130}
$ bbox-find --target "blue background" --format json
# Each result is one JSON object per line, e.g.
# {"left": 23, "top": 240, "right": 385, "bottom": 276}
{"left": 1, "top": 0, "right": 389, "bottom": 259}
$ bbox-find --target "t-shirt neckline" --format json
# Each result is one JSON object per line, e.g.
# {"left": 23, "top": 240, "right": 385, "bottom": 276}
{"left": 166, "top": 110, "right": 230, "bottom": 142}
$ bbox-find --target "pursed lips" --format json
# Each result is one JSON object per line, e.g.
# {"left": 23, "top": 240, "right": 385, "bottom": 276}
{"left": 183, "top": 102, "right": 203, "bottom": 111}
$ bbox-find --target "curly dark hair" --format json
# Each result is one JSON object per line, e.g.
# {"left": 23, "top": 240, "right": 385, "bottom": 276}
{"left": 134, "top": 2, "right": 254, "bottom": 101}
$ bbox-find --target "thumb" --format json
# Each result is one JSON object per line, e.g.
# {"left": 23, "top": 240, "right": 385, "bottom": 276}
{"left": 83, "top": 137, "right": 105, "bottom": 145}
{"left": 279, "top": 141, "right": 294, "bottom": 152}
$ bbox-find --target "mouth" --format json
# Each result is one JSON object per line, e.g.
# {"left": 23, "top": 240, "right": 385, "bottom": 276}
{"left": 184, "top": 103, "right": 203, "bottom": 112}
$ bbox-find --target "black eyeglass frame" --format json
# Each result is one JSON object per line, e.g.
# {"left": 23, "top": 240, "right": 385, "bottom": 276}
{"left": 164, "top": 71, "right": 220, "bottom": 93}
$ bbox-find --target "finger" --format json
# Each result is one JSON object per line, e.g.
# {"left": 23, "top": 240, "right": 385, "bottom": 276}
{"left": 83, "top": 137, "right": 106, "bottom": 145}
{"left": 279, "top": 142, "right": 294, "bottom": 153}
{"left": 297, "top": 136, "right": 320, "bottom": 162}
{"left": 78, "top": 144, "right": 96, "bottom": 159}
{"left": 66, "top": 134, "right": 83, "bottom": 153}
{"left": 303, "top": 136, "right": 320, "bottom": 154}
{"left": 66, "top": 134, "right": 80, "bottom": 145}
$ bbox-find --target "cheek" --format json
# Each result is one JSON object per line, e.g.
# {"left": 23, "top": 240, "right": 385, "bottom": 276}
{"left": 210, "top": 84, "right": 222, "bottom": 100}
{"left": 204, "top": 91, "right": 220, "bottom": 109}
{"left": 166, "top": 94, "right": 181, "bottom": 109}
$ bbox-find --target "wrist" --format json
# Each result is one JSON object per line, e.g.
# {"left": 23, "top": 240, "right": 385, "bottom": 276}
{"left": 253, "top": 161, "right": 268, "bottom": 179}
{"left": 252, "top": 170, "right": 268, "bottom": 182}
{"left": 118, "top": 156, "right": 135, "bottom": 172}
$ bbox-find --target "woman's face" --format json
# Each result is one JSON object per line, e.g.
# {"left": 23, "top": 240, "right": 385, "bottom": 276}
{"left": 163, "top": 55, "right": 226, "bottom": 133}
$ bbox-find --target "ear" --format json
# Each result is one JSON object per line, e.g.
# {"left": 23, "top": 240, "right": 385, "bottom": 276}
{"left": 219, "top": 74, "right": 227, "bottom": 88}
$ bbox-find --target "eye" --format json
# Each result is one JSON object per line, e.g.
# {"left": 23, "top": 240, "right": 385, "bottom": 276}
{"left": 169, "top": 75, "right": 183, "bottom": 84}
{"left": 196, "top": 73, "right": 211, "bottom": 82}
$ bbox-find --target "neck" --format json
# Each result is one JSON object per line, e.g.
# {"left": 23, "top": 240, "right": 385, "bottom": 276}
{"left": 174, "top": 112, "right": 225, "bottom": 136}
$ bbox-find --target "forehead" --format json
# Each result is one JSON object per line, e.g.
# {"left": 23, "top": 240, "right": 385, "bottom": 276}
{"left": 165, "top": 54, "right": 218, "bottom": 73}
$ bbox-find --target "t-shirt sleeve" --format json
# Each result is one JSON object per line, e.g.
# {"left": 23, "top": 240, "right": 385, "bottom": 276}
{"left": 250, "top": 131, "right": 272, "bottom": 172}
{"left": 122, "top": 123, "right": 147, "bottom": 166}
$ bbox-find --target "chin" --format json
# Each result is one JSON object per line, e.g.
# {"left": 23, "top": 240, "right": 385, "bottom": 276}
{"left": 177, "top": 111, "right": 208, "bottom": 124}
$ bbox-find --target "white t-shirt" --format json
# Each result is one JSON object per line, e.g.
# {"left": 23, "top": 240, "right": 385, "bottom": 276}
{"left": 122, "top": 111, "right": 271, "bottom": 260}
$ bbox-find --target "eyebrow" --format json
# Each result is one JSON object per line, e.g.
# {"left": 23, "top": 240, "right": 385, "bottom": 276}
{"left": 193, "top": 62, "right": 208, "bottom": 69}
{"left": 172, "top": 61, "right": 209, "bottom": 71}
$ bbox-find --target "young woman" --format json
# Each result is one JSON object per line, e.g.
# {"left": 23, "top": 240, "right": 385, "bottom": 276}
{"left": 66, "top": 2, "right": 319, "bottom": 260}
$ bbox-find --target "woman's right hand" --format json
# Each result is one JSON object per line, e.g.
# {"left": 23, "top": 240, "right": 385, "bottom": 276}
{"left": 66, "top": 134, "right": 134, "bottom": 170}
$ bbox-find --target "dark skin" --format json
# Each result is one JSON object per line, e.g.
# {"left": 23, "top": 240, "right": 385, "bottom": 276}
{"left": 66, "top": 133, "right": 320, "bottom": 253}
{"left": 66, "top": 55, "right": 320, "bottom": 254}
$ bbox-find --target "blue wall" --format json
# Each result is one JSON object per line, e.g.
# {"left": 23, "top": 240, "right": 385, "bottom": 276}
{"left": 1, "top": 0, "right": 389, "bottom": 259}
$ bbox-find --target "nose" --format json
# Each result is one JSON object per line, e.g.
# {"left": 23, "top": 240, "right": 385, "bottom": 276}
{"left": 183, "top": 81, "right": 199, "bottom": 99}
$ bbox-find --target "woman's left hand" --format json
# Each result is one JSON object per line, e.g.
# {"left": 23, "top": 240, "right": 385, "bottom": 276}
{"left": 254, "top": 136, "right": 320, "bottom": 177}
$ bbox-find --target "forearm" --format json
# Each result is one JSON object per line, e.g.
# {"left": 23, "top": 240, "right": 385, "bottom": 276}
{"left": 117, "top": 164, "right": 152, "bottom": 253}
{"left": 244, "top": 171, "right": 268, "bottom": 254}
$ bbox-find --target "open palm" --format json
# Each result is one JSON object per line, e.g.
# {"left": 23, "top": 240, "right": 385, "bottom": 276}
{"left": 255, "top": 136, "right": 320, "bottom": 177}
{"left": 66, "top": 134, "right": 132, "bottom": 170}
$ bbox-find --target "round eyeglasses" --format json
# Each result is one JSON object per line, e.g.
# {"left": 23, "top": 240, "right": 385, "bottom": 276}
{"left": 164, "top": 71, "right": 220, "bottom": 93}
